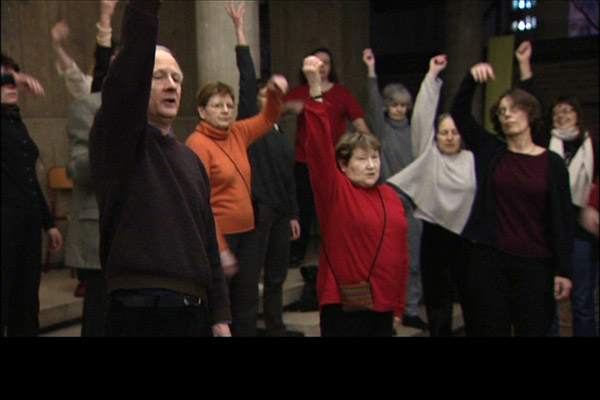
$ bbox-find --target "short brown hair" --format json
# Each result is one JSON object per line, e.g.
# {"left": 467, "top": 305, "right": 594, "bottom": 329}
{"left": 489, "top": 88, "right": 543, "bottom": 140}
{"left": 196, "top": 81, "right": 235, "bottom": 107}
{"left": 335, "top": 130, "right": 381, "bottom": 165}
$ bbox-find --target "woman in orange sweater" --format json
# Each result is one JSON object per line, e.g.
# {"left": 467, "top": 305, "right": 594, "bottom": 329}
{"left": 186, "top": 75, "right": 287, "bottom": 336}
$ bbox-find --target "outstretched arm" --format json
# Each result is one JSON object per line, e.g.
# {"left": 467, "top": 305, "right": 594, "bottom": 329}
{"left": 515, "top": 40, "right": 532, "bottom": 81}
{"left": 90, "top": 0, "right": 160, "bottom": 181}
{"left": 411, "top": 54, "right": 447, "bottom": 157}
{"left": 450, "top": 63, "right": 495, "bottom": 151}
{"left": 303, "top": 56, "right": 339, "bottom": 199}
{"left": 229, "top": 1, "right": 259, "bottom": 119}
{"left": 51, "top": 21, "right": 92, "bottom": 98}
{"left": 363, "top": 48, "right": 385, "bottom": 135}
{"left": 91, "top": 0, "right": 119, "bottom": 93}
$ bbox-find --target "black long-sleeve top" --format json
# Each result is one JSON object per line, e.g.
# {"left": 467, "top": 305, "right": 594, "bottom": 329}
{"left": 89, "top": 2, "right": 230, "bottom": 323}
{"left": 1, "top": 104, "right": 55, "bottom": 230}
{"left": 236, "top": 46, "right": 299, "bottom": 219}
{"left": 450, "top": 73, "right": 574, "bottom": 279}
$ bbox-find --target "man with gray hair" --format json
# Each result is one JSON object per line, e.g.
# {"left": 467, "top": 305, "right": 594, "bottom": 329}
{"left": 89, "top": 0, "right": 231, "bottom": 336}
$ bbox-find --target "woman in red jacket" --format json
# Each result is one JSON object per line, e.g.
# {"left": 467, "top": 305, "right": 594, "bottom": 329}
{"left": 301, "top": 55, "right": 409, "bottom": 337}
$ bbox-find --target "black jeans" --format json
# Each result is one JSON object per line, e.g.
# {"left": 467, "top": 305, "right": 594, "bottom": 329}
{"left": 420, "top": 221, "right": 472, "bottom": 337}
{"left": 226, "top": 230, "right": 261, "bottom": 336}
{"left": 255, "top": 202, "right": 291, "bottom": 336}
{"left": 1, "top": 206, "right": 42, "bottom": 337}
{"left": 466, "top": 244, "right": 555, "bottom": 337}
{"left": 290, "top": 162, "right": 315, "bottom": 262}
{"left": 106, "top": 289, "right": 213, "bottom": 337}
{"left": 320, "top": 304, "right": 394, "bottom": 337}
{"left": 78, "top": 269, "right": 108, "bottom": 337}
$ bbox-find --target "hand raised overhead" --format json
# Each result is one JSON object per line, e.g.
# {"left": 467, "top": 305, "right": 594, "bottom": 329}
{"left": 515, "top": 40, "right": 532, "bottom": 64}
{"left": 266, "top": 74, "right": 289, "bottom": 95}
{"left": 225, "top": 1, "right": 246, "bottom": 30}
{"left": 302, "top": 55, "right": 322, "bottom": 83}
{"left": 429, "top": 54, "right": 448, "bottom": 78}
{"left": 470, "top": 62, "right": 496, "bottom": 83}
{"left": 362, "top": 48, "right": 375, "bottom": 67}
{"left": 50, "top": 21, "right": 70, "bottom": 44}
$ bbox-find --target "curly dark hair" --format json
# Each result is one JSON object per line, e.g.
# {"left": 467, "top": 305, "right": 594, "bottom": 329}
{"left": 489, "top": 88, "right": 543, "bottom": 141}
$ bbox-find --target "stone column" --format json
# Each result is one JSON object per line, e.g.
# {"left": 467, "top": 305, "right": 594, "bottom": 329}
{"left": 440, "top": 1, "right": 485, "bottom": 119}
{"left": 194, "top": 0, "right": 260, "bottom": 116}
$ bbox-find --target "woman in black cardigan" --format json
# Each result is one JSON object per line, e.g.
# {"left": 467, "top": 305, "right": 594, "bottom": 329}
{"left": 450, "top": 61, "right": 574, "bottom": 337}
{"left": 1, "top": 54, "right": 63, "bottom": 336}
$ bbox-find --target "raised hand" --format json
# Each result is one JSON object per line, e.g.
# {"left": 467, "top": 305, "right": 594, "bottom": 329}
{"left": 225, "top": 1, "right": 247, "bottom": 45}
{"left": 363, "top": 48, "right": 375, "bottom": 66}
{"left": 50, "top": 21, "right": 70, "bottom": 45}
{"left": 428, "top": 54, "right": 448, "bottom": 78}
{"left": 225, "top": 1, "right": 246, "bottom": 31}
{"left": 12, "top": 71, "right": 46, "bottom": 98}
{"left": 303, "top": 56, "right": 322, "bottom": 84}
{"left": 470, "top": 62, "right": 495, "bottom": 83}
{"left": 515, "top": 40, "right": 532, "bottom": 64}
{"left": 267, "top": 74, "right": 289, "bottom": 95}
{"left": 363, "top": 48, "right": 376, "bottom": 77}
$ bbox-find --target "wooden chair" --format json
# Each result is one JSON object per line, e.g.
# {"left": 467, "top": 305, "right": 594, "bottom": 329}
{"left": 43, "top": 166, "right": 73, "bottom": 273}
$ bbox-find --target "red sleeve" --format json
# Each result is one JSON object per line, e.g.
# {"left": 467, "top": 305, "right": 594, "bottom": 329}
{"left": 284, "top": 84, "right": 309, "bottom": 102}
{"left": 304, "top": 99, "right": 340, "bottom": 205}
{"left": 589, "top": 178, "right": 598, "bottom": 210}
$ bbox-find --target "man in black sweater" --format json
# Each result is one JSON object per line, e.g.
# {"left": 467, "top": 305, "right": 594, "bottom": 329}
{"left": 89, "top": 0, "right": 231, "bottom": 336}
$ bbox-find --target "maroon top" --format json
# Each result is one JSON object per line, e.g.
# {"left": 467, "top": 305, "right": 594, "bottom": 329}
{"left": 493, "top": 150, "right": 553, "bottom": 258}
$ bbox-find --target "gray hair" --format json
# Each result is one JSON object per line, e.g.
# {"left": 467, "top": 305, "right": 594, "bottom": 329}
{"left": 382, "top": 83, "right": 413, "bottom": 110}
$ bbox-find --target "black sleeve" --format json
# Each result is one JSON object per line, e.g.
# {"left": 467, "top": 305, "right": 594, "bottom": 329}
{"left": 90, "top": 1, "right": 159, "bottom": 183}
{"left": 91, "top": 44, "right": 114, "bottom": 93}
{"left": 236, "top": 45, "right": 259, "bottom": 120}
{"left": 450, "top": 73, "right": 495, "bottom": 153}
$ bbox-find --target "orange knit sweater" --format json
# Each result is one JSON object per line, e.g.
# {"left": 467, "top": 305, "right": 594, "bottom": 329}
{"left": 186, "top": 88, "right": 283, "bottom": 251}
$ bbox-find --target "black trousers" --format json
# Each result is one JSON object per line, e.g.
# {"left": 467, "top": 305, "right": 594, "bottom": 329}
{"left": 290, "top": 162, "right": 315, "bottom": 262}
{"left": 466, "top": 244, "right": 555, "bottom": 337}
{"left": 320, "top": 304, "right": 394, "bottom": 337}
{"left": 420, "top": 221, "right": 472, "bottom": 337}
{"left": 226, "top": 230, "right": 261, "bottom": 337}
{"left": 1, "top": 206, "right": 42, "bottom": 337}
{"left": 77, "top": 269, "right": 108, "bottom": 337}
{"left": 255, "top": 202, "right": 291, "bottom": 336}
{"left": 105, "top": 289, "right": 213, "bottom": 337}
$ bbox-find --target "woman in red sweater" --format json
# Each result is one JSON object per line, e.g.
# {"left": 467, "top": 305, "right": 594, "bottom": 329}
{"left": 285, "top": 48, "right": 369, "bottom": 267}
{"left": 186, "top": 75, "right": 287, "bottom": 336}
{"left": 301, "top": 55, "right": 409, "bottom": 337}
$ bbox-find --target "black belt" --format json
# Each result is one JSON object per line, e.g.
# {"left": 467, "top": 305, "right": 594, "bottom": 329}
{"left": 111, "top": 289, "right": 202, "bottom": 308}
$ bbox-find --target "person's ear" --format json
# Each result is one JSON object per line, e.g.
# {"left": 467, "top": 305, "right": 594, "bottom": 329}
{"left": 337, "top": 158, "right": 347, "bottom": 173}
{"left": 197, "top": 106, "right": 206, "bottom": 119}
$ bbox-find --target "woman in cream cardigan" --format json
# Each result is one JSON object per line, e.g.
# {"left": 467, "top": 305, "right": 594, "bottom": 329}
{"left": 387, "top": 55, "right": 476, "bottom": 336}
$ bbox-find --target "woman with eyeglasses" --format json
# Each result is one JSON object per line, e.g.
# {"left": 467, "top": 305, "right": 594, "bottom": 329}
{"left": 186, "top": 76, "right": 287, "bottom": 336}
{"left": 301, "top": 55, "right": 409, "bottom": 336}
{"left": 544, "top": 97, "right": 598, "bottom": 337}
{"left": 515, "top": 41, "right": 598, "bottom": 337}
{"left": 449, "top": 60, "right": 574, "bottom": 336}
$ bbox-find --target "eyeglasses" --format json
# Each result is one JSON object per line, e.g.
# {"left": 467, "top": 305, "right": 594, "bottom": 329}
{"left": 495, "top": 105, "right": 520, "bottom": 117}
{"left": 552, "top": 107, "right": 575, "bottom": 116}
